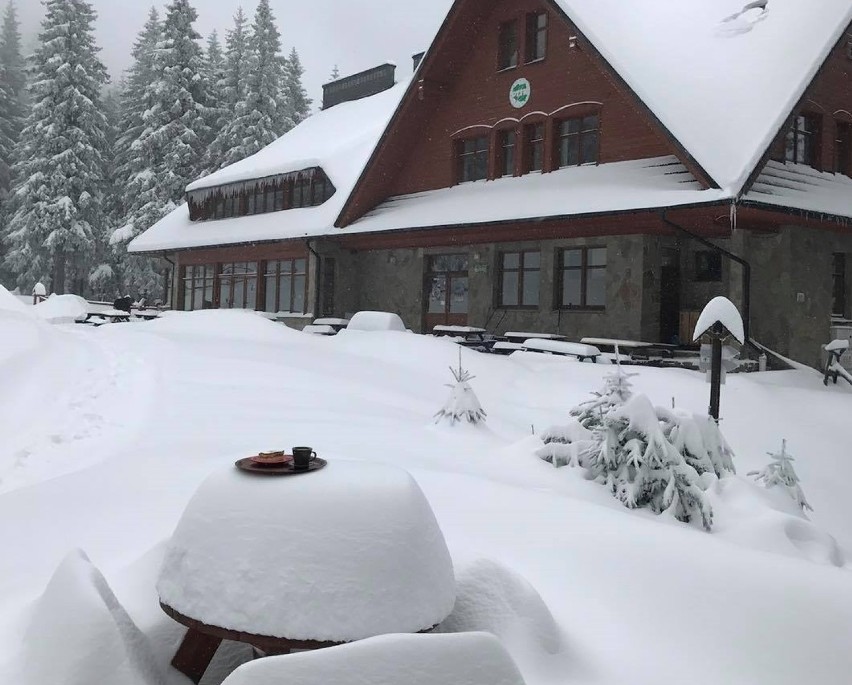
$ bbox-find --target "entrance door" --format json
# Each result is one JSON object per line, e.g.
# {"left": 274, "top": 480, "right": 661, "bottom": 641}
{"left": 660, "top": 248, "right": 681, "bottom": 344}
{"left": 424, "top": 254, "right": 469, "bottom": 331}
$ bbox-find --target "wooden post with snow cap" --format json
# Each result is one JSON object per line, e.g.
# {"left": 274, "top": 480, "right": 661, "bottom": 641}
{"left": 693, "top": 297, "right": 745, "bottom": 423}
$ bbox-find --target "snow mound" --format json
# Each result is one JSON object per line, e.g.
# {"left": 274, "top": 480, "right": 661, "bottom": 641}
{"left": 33, "top": 294, "right": 90, "bottom": 324}
{"left": 347, "top": 310, "right": 407, "bottom": 332}
{"left": 220, "top": 632, "right": 526, "bottom": 685}
{"left": 708, "top": 477, "right": 844, "bottom": 567}
{"left": 21, "top": 550, "right": 164, "bottom": 685}
{"left": 437, "top": 558, "right": 562, "bottom": 656}
{"left": 0, "top": 283, "right": 28, "bottom": 313}
{"left": 157, "top": 460, "right": 456, "bottom": 642}
{"left": 693, "top": 296, "right": 745, "bottom": 343}
{"left": 146, "top": 309, "right": 304, "bottom": 343}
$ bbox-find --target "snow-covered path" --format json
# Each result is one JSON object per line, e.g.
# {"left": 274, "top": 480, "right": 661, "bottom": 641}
{"left": 2, "top": 310, "right": 852, "bottom": 685}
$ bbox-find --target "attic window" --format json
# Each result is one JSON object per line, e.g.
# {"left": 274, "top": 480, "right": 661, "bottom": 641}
{"left": 783, "top": 114, "right": 821, "bottom": 167}
{"left": 525, "top": 12, "right": 547, "bottom": 62}
{"left": 498, "top": 20, "right": 519, "bottom": 70}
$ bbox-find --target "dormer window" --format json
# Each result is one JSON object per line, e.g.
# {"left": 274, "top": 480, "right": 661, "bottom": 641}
{"left": 525, "top": 12, "right": 547, "bottom": 63}
{"left": 498, "top": 20, "right": 519, "bottom": 70}
{"left": 187, "top": 167, "right": 335, "bottom": 222}
{"left": 784, "top": 114, "right": 821, "bottom": 167}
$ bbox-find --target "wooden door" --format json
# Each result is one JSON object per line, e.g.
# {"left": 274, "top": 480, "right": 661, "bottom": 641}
{"left": 424, "top": 254, "right": 469, "bottom": 331}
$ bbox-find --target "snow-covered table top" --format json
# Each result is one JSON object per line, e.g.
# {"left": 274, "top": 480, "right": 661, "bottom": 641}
{"left": 303, "top": 324, "right": 337, "bottom": 336}
{"left": 221, "top": 633, "right": 526, "bottom": 685}
{"left": 522, "top": 339, "right": 601, "bottom": 359}
{"left": 580, "top": 337, "right": 655, "bottom": 349}
{"left": 157, "top": 460, "right": 455, "bottom": 642}
{"left": 433, "top": 325, "right": 487, "bottom": 335}
{"left": 313, "top": 318, "right": 350, "bottom": 327}
{"left": 504, "top": 332, "right": 567, "bottom": 341}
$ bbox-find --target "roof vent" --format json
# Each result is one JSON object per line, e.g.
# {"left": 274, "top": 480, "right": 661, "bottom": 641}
{"left": 322, "top": 63, "right": 396, "bottom": 110}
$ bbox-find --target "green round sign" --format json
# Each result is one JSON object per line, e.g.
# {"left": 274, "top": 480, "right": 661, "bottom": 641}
{"left": 509, "top": 78, "right": 531, "bottom": 109}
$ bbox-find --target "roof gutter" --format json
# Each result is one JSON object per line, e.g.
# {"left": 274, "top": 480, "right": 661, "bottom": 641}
{"left": 661, "top": 210, "right": 751, "bottom": 345}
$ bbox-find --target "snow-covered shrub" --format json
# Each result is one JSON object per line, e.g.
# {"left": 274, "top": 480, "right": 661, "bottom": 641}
{"left": 659, "top": 410, "right": 736, "bottom": 477}
{"left": 537, "top": 421, "right": 594, "bottom": 467}
{"left": 435, "top": 360, "right": 487, "bottom": 426}
{"left": 748, "top": 440, "right": 812, "bottom": 512}
{"left": 569, "top": 362, "right": 637, "bottom": 430}
{"left": 593, "top": 395, "right": 714, "bottom": 530}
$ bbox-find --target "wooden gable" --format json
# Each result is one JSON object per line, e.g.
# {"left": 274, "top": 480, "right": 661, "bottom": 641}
{"left": 336, "top": 0, "right": 716, "bottom": 228}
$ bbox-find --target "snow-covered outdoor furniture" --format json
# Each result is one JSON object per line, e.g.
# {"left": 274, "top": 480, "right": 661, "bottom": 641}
{"left": 157, "top": 459, "right": 455, "bottom": 684}
{"left": 503, "top": 331, "right": 567, "bottom": 343}
{"left": 433, "top": 325, "right": 493, "bottom": 350}
{"left": 491, "top": 341, "right": 525, "bottom": 355}
{"left": 313, "top": 317, "right": 350, "bottom": 332}
{"left": 220, "top": 632, "right": 526, "bottom": 685}
{"left": 347, "top": 310, "right": 406, "bottom": 332}
{"left": 580, "top": 336, "right": 676, "bottom": 359}
{"left": 823, "top": 339, "right": 852, "bottom": 386}
{"left": 521, "top": 339, "right": 601, "bottom": 363}
{"left": 303, "top": 323, "right": 337, "bottom": 336}
{"left": 32, "top": 294, "right": 91, "bottom": 324}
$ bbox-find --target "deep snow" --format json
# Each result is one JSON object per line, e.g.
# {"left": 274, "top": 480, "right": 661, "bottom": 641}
{"left": 1, "top": 307, "right": 852, "bottom": 685}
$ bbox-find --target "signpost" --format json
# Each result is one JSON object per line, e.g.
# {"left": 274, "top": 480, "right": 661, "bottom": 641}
{"left": 693, "top": 297, "right": 745, "bottom": 423}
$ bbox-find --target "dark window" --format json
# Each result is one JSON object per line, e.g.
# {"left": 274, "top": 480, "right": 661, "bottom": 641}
{"left": 525, "top": 12, "right": 547, "bottom": 62}
{"left": 833, "top": 253, "right": 847, "bottom": 317}
{"left": 557, "top": 115, "right": 600, "bottom": 167}
{"left": 457, "top": 136, "right": 489, "bottom": 183}
{"left": 835, "top": 122, "right": 851, "bottom": 176}
{"left": 498, "top": 130, "right": 516, "bottom": 177}
{"left": 181, "top": 265, "right": 215, "bottom": 311}
{"left": 264, "top": 259, "right": 307, "bottom": 314}
{"left": 218, "top": 262, "right": 259, "bottom": 310}
{"left": 525, "top": 123, "right": 545, "bottom": 173}
{"left": 498, "top": 20, "right": 519, "bottom": 70}
{"left": 426, "top": 254, "right": 469, "bottom": 319}
{"left": 499, "top": 251, "right": 541, "bottom": 307}
{"left": 694, "top": 251, "right": 722, "bottom": 282}
{"left": 558, "top": 247, "right": 607, "bottom": 309}
{"left": 784, "top": 114, "right": 821, "bottom": 167}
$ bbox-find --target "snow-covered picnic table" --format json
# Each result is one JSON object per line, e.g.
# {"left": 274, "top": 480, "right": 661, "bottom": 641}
{"left": 503, "top": 331, "right": 567, "bottom": 342}
{"left": 521, "top": 339, "right": 602, "bottom": 362}
{"left": 580, "top": 337, "right": 676, "bottom": 358}
{"left": 157, "top": 459, "right": 455, "bottom": 683}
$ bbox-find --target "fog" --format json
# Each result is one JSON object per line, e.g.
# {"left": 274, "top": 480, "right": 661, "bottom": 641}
{"left": 14, "top": 0, "right": 453, "bottom": 107}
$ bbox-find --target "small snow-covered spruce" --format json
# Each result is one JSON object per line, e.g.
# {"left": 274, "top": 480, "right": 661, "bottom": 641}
{"left": 569, "top": 356, "right": 637, "bottom": 431}
{"left": 658, "top": 409, "right": 736, "bottom": 477}
{"left": 434, "top": 356, "right": 487, "bottom": 426}
{"left": 748, "top": 440, "right": 812, "bottom": 512}
{"left": 592, "top": 395, "right": 713, "bottom": 530}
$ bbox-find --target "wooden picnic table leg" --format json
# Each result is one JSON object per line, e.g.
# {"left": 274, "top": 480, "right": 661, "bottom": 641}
{"left": 171, "top": 627, "right": 223, "bottom": 684}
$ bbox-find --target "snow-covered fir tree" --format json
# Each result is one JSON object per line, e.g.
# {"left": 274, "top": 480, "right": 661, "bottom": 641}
{"left": 329, "top": 64, "right": 340, "bottom": 81}
{"left": 203, "top": 30, "right": 226, "bottom": 148}
{"left": 748, "top": 439, "right": 812, "bottom": 512}
{"left": 113, "top": 0, "right": 209, "bottom": 298}
{"left": 434, "top": 355, "right": 487, "bottom": 426}
{"left": 203, "top": 7, "right": 249, "bottom": 173}
{"left": 283, "top": 47, "right": 311, "bottom": 125}
{"left": 568, "top": 358, "right": 636, "bottom": 431}
{"left": 109, "top": 7, "right": 163, "bottom": 297}
{"left": 4, "top": 0, "right": 109, "bottom": 294}
{"left": 0, "top": 0, "right": 26, "bottom": 201}
{"left": 214, "top": 0, "right": 293, "bottom": 168}
{"left": 594, "top": 394, "right": 714, "bottom": 530}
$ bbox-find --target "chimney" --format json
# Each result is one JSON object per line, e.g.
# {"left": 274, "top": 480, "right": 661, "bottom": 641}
{"left": 322, "top": 63, "right": 396, "bottom": 110}
{"left": 412, "top": 52, "right": 425, "bottom": 72}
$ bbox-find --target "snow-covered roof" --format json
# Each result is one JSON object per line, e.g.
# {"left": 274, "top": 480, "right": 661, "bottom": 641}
{"left": 220, "top": 633, "right": 527, "bottom": 685}
{"left": 128, "top": 83, "right": 406, "bottom": 253}
{"left": 157, "top": 460, "right": 456, "bottom": 642}
{"left": 553, "top": 0, "right": 852, "bottom": 194}
{"left": 348, "top": 157, "right": 728, "bottom": 234}
{"left": 743, "top": 161, "right": 852, "bottom": 221}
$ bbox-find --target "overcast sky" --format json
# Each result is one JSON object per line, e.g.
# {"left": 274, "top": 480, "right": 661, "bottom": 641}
{"left": 15, "top": 0, "right": 454, "bottom": 109}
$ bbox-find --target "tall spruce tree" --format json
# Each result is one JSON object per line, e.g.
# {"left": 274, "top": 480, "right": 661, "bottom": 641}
{"left": 284, "top": 47, "right": 311, "bottom": 125}
{"left": 109, "top": 8, "right": 162, "bottom": 296}
{"left": 114, "top": 0, "right": 209, "bottom": 299}
{"left": 204, "top": 30, "right": 226, "bottom": 146}
{"left": 0, "top": 1, "right": 25, "bottom": 201}
{"left": 4, "top": 0, "right": 109, "bottom": 294}
{"left": 214, "top": 0, "right": 293, "bottom": 168}
{"left": 203, "top": 7, "right": 249, "bottom": 173}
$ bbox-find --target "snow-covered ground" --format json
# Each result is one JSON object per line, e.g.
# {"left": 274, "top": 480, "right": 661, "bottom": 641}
{"left": 2, "top": 303, "right": 852, "bottom": 685}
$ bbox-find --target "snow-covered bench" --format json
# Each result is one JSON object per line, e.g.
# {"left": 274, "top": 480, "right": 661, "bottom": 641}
{"left": 823, "top": 339, "right": 852, "bottom": 386}
{"left": 521, "top": 339, "right": 602, "bottom": 362}
{"left": 491, "top": 341, "right": 525, "bottom": 355}
{"left": 303, "top": 324, "right": 337, "bottom": 336}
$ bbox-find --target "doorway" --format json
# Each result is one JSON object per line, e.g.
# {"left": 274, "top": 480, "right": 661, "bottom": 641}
{"left": 423, "top": 254, "right": 469, "bottom": 331}
{"left": 660, "top": 248, "right": 681, "bottom": 344}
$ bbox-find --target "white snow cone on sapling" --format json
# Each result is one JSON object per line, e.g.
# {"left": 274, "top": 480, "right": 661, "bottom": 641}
{"left": 748, "top": 439, "right": 812, "bottom": 512}
{"left": 434, "top": 353, "right": 487, "bottom": 426}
